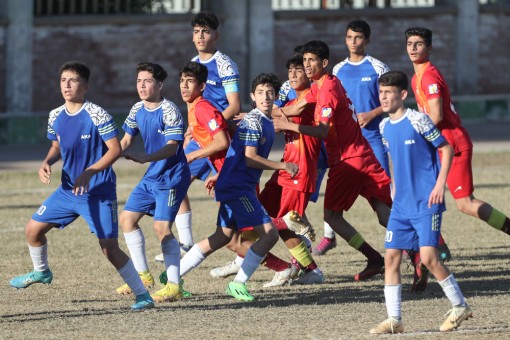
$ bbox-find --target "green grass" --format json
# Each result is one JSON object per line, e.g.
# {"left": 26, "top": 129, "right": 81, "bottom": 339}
{"left": 1, "top": 152, "right": 510, "bottom": 339}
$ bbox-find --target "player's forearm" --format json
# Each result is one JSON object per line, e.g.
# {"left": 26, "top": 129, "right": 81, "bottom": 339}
{"left": 188, "top": 138, "right": 228, "bottom": 162}
{"left": 245, "top": 155, "right": 286, "bottom": 171}
{"left": 437, "top": 143, "right": 453, "bottom": 186}
{"left": 43, "top": 143, "right": 61, "bottom": 166}
{"left": 221, "top": 103, "right": 240, "bottom": 121}
{"left": 86, "top": 138, "right": 122, "bottom": 173}
{"left": 146, "top": 143, "right": 179, "bottom": 163}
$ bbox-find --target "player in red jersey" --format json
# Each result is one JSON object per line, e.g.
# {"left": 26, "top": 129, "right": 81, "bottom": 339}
{"left": 274, "top": 40, "right": 392, "bottom": 281}
{"left": 406, "top": 27, "right": 510, "bottom": 237}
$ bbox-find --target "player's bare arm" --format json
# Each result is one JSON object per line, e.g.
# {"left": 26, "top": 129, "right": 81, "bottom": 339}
{"left": 119, "top": 133, "right": 136, "bottom": 153}
{"left": 205, "top": 173, "right": 219, "bottom": 196}
{"left": 426, "top": 97, "right": 443, "bottom": 125}
{"left": 428, "top": 141, "right": 453, "bottom": 208}
{"left": 274, "top": 116, "right": 329, "bottom": 140}
{"left": 244, "top": 145, "right": 298, "bottom": 177}
{"left": 271, "top": 98, "right": 307, "bottom": 118}
{"left": 73, "top": 136, "right": 122, "bottom": 196}
{"left": 357, "top": 106, "right": 384, "bottom": 128}
{"left": 186, "top": 130, "right": 229, "bottom": 163}
{"left": 39, "top": 140, "right": 61, "bottom": 185}
{"left": 221, "top": 91, "right": 241, "bottom": 121}
{"left": 125, "top": 140, "right": 179, "bottom": 164}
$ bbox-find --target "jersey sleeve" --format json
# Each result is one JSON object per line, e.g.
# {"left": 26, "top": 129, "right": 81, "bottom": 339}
{"left": 122, "top": 102, "right": 142, "bottom": 136}
{"left": 420, "top": 71, "right": 443, "bottom": 101}
{"left": 87, "top": 103, "right": 118, "bottom": 141}
{"left": 195, "top": 102, "right": 228, "bottom": 138}
{"left": 47, "top": 106, "right": 63, "bottom": 141}
{"left": 408, "top": 109, "right": 445, "bottom": 148}
{"left": 316, "top": 87, "right": 338, "bottom": 125}
{"left": 275, "top": 80, "right": 292, "bottom": 108}
{"left": 218, "top": 55, "right": 240, "bottom": 94}
{"left": 379, "top": 117, "right": 390, "bottom": 152}
{"left": 237, "top": 114, "right": 262, "bottom": 148}
{"left": 162, "top": 101, "right": 185, "bottom": 143}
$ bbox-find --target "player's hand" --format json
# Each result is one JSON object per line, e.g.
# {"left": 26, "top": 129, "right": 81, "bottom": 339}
{"left": 234, "top": 112, "right": 247, "bottom": 122}
{"left": 273, "top": 114, "right": 290, "bottom": 133}
{"left": 428, "top": 184, "right": 445, "bottom": 208}
{"left": 284, "top": 162, "right": 299, "bottom": 178}
{"left": 205, "top": 174, "right": 219, "bottom": 196}
{"left": 124, "top": 153, "right": 148, "bottom": 164}
{"left": 39, "top": 163, "right": 52, "bottom": 184}
{"left": 72, "top": 169, "right": 95, "bottom": 195}
{"left": 357, "top": 112, "right": 374, "bottom": 129}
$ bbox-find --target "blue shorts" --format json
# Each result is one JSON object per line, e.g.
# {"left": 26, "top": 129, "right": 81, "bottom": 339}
{"left": 185, "top": 139, "right": 217, "bottom": 181}
{"left": 217, "top": 192, "right": 272, "bottom": 230}
{"left": 124, "top": 178, "right": 189, "bottom": 222}
{"left": 32, "top": 186, "right": 118, "bottom": 239}
{"left": 384, "top": 213, "right": 442, "bottom": 250}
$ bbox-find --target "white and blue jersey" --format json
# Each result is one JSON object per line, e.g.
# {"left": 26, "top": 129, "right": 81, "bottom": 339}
{"left": 192, "top": 50, "right": 240, "bottom": 112}
{"left": 123, "top": 99, "right": 189, "bottom": 187}
{"left": 274, "top": 80, "right": 297, "bottom": 108}
{"left": 333, "top": 55, "right": 390, "bottom": 174}
{"left": 215, "top": 109, "right": 274, "bottom": 201}
{"left": 47, "top": 101, "right": 118, "bottom": 197}
{"left": 380, "top": 108, "right": 446, "bottom": 218}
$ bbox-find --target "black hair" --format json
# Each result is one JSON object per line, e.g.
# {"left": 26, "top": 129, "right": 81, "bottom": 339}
{"left": 251, "top": 73, "right": 281, "bottom": 94}
{"left": 178, "top": 61, "right": 208, "bottom": 85}
{"left": 286, "top": 54, "right": 304, "bottom": 69}
{"left": 302, "top": 40, "right": 330, "bottom": 61}
{"left": 59, "top": 61, "right": 90, "bottom": 82}
{"left": 378, "top": 71, "right": 408, "bottom": 91}
{"left": 136, "top": 62, "right": 168, "bottom": 82}
{"left": 346, "top": 20, "right": 371, "bottom": 39}
{"left": 191, "top": 11, "right": 219, "bottom": 30}
{"left": 405, "top": 27, "right": 432, "bottom": 46}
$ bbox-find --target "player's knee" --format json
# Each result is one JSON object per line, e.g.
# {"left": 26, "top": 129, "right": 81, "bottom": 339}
{"left": 265, "top": 227, "right": 279, "bottom": 247}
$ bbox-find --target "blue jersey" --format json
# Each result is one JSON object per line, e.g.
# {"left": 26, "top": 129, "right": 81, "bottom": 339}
{"left": 215, "top": 109, "right": 275, "bottom": 201}
{"left": 47, "top": 101, "right": 118, "bottom": 197}
{"left": 380, "top": 109, "right": 446, "bottom": 218}
{"left": 192, "top": 50, "right": 240, "bottom": 112}
{"left": 332, "top": 55, "right": 389, "bottom": 139}
{"left": 123, "top": 99, "right": 188, "bottom": 186}
{"left": 274, "top": 80, "right": 297, "bottom": 108}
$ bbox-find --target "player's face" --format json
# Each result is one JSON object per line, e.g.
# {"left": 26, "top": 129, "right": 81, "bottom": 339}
{"left": 60, "top": 70, "right": 88, "bottom": 103}
{"left": 406, "top": 36, "right": 431, "bottom": 64}
{"left": 250, "top": 84, "right": 275, "bottom": 114}
{"left": 379, "top": 85, "right": 407, "bottom": 114}
{"left": 303, "top": 53, "right": 328, "bottom": 81}
{"left": 180, "top": 74, "right": 205, "bottom": 103}
{"left": 288, "top": 64, "right": 309, "bottom": 91}
{"left": 193, "top": 25, "right": 218, "bottom": 54}
{"left": 345, "top": 29, "right": 368, "bottom": 56}
{"left": 137, "top": 71, "right": 162, "bottom": 102}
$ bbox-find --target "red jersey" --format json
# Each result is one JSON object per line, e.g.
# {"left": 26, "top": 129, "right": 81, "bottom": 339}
{"left": 188, "top": 96, "right": 229, "bottom": 172}
{"left": 412, "top": 62, "right": 472, "bottom": 153}
{"left": 305, "top": 73, "right": 372, "bottom": 166}
{"left": 278, "top": 89, "right": 321, "bottom": 193}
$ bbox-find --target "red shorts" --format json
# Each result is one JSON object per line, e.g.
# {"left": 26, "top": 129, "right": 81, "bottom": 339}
{"left": 324, "top": 155, "right": 391, "bottom": 212}
{"left": 441, "top": 147, "right": 474, "bottom": 199}
{"left": 259, "top": 171, "right": 310, "bottom": 218}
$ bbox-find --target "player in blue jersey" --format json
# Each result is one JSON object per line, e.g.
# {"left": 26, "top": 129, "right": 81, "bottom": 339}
{"left": 370, "top": 71, "right": 471, "bottom": 334}
{"left": 116, "top": 63, "right": 190, "bottom": 303}
{"left": 177, "top": 73, "right": 298, "bottom": 302}
{"left": 9, "top": 61, "right": 154, "bottom": 310}
{"left": 314, "top": 20, "right": 390, "bottom": 256}
{"left": 155, "top": 12, "right": 242, "bottom": 261}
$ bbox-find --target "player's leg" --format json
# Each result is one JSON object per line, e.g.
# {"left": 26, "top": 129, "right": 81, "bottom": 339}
{"left": 449, "top": 148, "right": 510, "bottom": 234}
{"left": 10, "top": 188, "right": 76, "bottom": 289}
{"left": 209, "top": 231, "right": 244, "bottom": 278}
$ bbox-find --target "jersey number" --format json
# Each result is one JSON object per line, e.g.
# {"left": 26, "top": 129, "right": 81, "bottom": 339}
{"left": 385, "top": 230, "right": 393, "bottom": 243}
{"left": 36, "top": 205, "right": 47, "bottom": 216}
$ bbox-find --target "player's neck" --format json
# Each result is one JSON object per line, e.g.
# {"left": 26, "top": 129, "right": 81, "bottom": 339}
{"left": 65, "top": 100, "right": 85, "bottom": 114}
{"left": 349, "top": 52, "right": 365, "bottom": 63}
{"left": 143, "top": 97, "right": 163, "bottom": 110}
{"left": 388, "top": 106, "right": 406, "bottom": 120}
{"left": 413, "top": 59, "right": 430, "bottom": 74}
{"left": 198, "top": 48, "right": 217, "bottom": 61}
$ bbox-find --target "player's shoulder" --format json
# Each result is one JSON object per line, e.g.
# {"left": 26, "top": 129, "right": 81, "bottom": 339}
{"left": 213, "top": 50, "right": 240, "bottom": 76}
{"left": 48, "top": 104, "right": 66, "bottom": 126}
{"left": 366, "top": 55, "right": 390, "bottom": 76}
{"left": 84, "top": 101, "right": 112, "bottom": 126}
{"left": 405, "top": 108, "right": 432, "bottom": 131}
{"left": 379, "top": 116, "right": 391, "bottom": 131}
{"left": 239, "top": 109, "right": 264, "bottom": 130}
{"left": 161, "top": 98, "right": 181, "bottom": 115}
{"left": 332, "top": 58, "right": 349, "bottom": 75}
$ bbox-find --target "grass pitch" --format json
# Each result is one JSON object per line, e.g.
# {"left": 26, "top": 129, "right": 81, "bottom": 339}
{"left": 1, "top": 151, "right": 509, "bottom": 339}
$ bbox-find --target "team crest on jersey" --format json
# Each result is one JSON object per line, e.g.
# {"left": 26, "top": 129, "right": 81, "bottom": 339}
{"left": 322, "top": 108, "right": 332, "bottom": 118}
{"left": 208, "top": 119, "right": 219, "bottom": 131}
{"left": 428, "top": 84, "right": 439, "bottom": 95}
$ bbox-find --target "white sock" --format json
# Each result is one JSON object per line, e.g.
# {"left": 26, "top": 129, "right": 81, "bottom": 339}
{"left": 439, "top": 274, "right": 466, "bottom": 307}
{"left": 233, "top": 248, "right": 264, "bottom": 284}
{"left": 323, "top": 221, "right": 335, "bottom": 239}
{"left": 384, "top": 284, "right": 402, "bottom": 319}
{"left": 29, "top": 244, "right": 49, "bottom": 272}
{"left": 117, "top": 259, "right": 146, "bottom": 296}
{"left": 162, "top": 237, "right": 180, "bottom": 284}
{"left": 179, "top": 244, "right": 206, "bottom": 277}
{"left": 234, "top": 255, "right": 244, "bottom": 266}
{"left": 123, "top": 229, "right": 148, "bottom": 273}
{"left": 175, "top": 211, "right": 193, "bottom": 247}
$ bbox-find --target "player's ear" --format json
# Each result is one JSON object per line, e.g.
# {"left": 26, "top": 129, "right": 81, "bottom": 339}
{"left": 200, "top": 82, "right": 206, "bottom": 92}
{"left": 322, "top": 59, "right": 329, "bottom": 68}
{"left": 401, "top": 89, "right": 408, "bottom": 101}
{"left": 250, "top": 93, "right": 256, "bottom": 102}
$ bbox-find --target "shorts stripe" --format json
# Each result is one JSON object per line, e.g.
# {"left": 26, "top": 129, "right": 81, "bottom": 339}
{"left": 168, "top": 188, "right": 176, "bottom": 207}
{"left": 239, "top": 196, "right": 254, "bottom": 213}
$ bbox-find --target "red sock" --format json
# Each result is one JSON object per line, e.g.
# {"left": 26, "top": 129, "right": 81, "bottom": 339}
{"left": 262, "top": 252, "right": 290, "bottom": 272}
{"left": 439, "top": 234, "right": 446, "bottom": 246}
{"left": 272, "top": 217, "right": 288, "bottom": 231}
